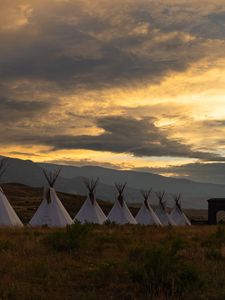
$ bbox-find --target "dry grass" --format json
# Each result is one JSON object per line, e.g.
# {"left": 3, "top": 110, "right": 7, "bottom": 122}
{"left": 0, "top": 183, "right": 216, "bottom": 299}
{"left": 0, "top": 225, "right": 223, "bottom": 299}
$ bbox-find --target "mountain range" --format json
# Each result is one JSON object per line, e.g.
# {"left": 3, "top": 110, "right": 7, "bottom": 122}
{"left": 1, "top": 157, "right": 225, "bottom": 209}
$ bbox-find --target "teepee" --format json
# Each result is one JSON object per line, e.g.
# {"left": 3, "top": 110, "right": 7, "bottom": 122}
{"left": 155, "top": 191, "right": 176, "bottom": 226}
{"left": 0, "top": 158, "right": 23, "bottom": 227}
{"left": 108, "top": 183, "right": 137, "bottom": 224}
{"left": 136, "top": 189, "right": 162, "bottom": 226}
{"left": 29, "top": 168, "right": 74, "bottom": 227}
{"left": 75, "top": 178, "right": 107, "bottom": 224}
{"left": 170, "top": 194, "right": 191, "bottom": 226}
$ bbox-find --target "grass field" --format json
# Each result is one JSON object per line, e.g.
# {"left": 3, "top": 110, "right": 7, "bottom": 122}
{"left": 0, "top": 183, "right": 215, "bottom": 299}
{"left": 0, "top": 225, "right": 224, "bottom": 300}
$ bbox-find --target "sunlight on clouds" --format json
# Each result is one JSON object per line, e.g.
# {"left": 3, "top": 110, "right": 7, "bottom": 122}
{"left": 0, "top": 2, "right": 32, "bottom": 32}
{"left": 1, "top": 0, "right": 225, "bottom": 177}
{"left": 3, "top": 56, "right": 225, "bottom": 169}
{"left": 34, "top": 150, "right": 195, "bottom": 170}
{"left": 4, "top": 145, "right": 195, "bottom": 172}
{"left": 6, "top": 57, "right": 225, "bottom": 167}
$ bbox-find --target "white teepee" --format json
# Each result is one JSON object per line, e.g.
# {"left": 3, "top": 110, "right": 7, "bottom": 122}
{"left": 0, "top": 158, "right": 23, "bottom": 227}
{"left": 155, "top": 192, "right": 176, "bottom": 226}
{"left": 170, "top": 194, "right": 191, "bottom": 226}
{"left": 136, "top": 189, "right": 162, "bottom": 226}
{"left": 108, "top": 183, "right": 137, "bottom": 224}
{"left": 75, "top": 178, "right": 107, "bottom": 224}
{"left": 29, "top": 168, "right": 74, "bottom": 227}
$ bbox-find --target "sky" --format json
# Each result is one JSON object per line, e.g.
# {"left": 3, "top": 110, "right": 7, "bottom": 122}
{"left": 1, "top": 0, "right": 225, "bottom": 184}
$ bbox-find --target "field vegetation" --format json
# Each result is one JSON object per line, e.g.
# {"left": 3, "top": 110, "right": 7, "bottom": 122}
{"left": 0, "top": 183, "right": 215, "bottom": 299}
{"left": 0, "top": 224, "right": 224, "bottom": 299}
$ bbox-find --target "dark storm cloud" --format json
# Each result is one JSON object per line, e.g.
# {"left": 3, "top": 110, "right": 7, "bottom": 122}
{"left": 205, "top": 11, "right": 225, "bottom": 39}
{"left": 0, "top": 26, "right": 104, "bottom": 86}
{"left": 136, "top": 162, "right": 225, "bottom": 185}
{"left": 0, "top": 0, "right": 224, "bottom": 89}
{"left": 0, "top": 97, "right": 46, "bottom": 111}
{"left": 0, "top": 29, "right": 200, "bottom": 89}
{"left": 6, "top": 116, "right": 224, "bottom": 161}
{"left": 0, "top": 97, "right": 52, "bottom": 123}
{"left": 134, "top": 2, "right": 225, "bottom": 40}
{"left": 1, "top": 0, "right": 225, "bottom": 165}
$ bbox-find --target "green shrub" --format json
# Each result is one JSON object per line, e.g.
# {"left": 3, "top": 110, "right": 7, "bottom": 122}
{"left": 127, "top": 240, "right": 202, "bottom": 299}
{"left": 202, "top": 225, "right": 225, "bottom": 248}
{"left": 90, "top": 261, "right": 118, "bottom": 285}
{"left": 205, "top": 248, "right": 223, "bottom": 261}
{"left": 44, "top": 224, "right": 92, "bottom": 252}
{"left": 0, "top": 239, "right": 13, "bottom": 252}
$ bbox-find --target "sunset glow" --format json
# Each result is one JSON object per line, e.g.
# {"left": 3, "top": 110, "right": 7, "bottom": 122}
{"left": 1, "top": 0, "right": 225, "bottom": 183}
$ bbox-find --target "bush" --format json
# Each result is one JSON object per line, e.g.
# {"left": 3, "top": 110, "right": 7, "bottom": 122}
{"left": 44, "top": 223, "right": 92, "bottom": 252}
{"left": 127, "top": 238, "right": 202, "bottom": 299}
{"left": 202, "top": 225, "right": 225, "bottom": 248}
{"left": 205, "top": 248, "right": 223, "bottom": 261}
{"left": 0, "top": 239, "right": 13, "bottom": 252}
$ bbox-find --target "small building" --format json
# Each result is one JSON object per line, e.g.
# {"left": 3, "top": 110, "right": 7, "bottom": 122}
{"left": 208, "top": 198, "right": 225, "bottom": 225}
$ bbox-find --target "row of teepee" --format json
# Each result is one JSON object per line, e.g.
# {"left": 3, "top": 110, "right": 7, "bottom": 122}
{"left": 74, "top": 181, "right": 191, "bottom": 226}
{"left": 0, "top": 159, "right": 191, "bottom": 227}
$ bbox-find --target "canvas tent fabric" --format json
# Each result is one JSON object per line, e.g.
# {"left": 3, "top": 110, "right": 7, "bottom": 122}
{"left": 108, "top": 199, "right": 137, "bottom": 224}
{"left": 0, "top": 187, "right": 23, "bottom": 227}
{"left": 136, "top": 200, "right": 162, "bottom": 226}
{"left": 0, "top": 158, "right": 23, "bottom": 227}
{"left": 154, "top": 192, "right": 176, "bottom": 226}
{"left": 170, "top": 204, "right": 191, "bottom": 226}
{"left": 75, "top": 178, "right": 107, "bottom": 224}
{"left": 74, "top": 196, "right": 107, "bottom": 224}
{"left": 108, "top": 184, "right": 137, "bottom": 224}
{"left": 155, "top": 205, "right": 176, "bottom": 226}
{"left": 30, "top": 168, "right": 74, "bottom": 227}
{"left": 29, "top": 187, "right": 74, "bottom": 227}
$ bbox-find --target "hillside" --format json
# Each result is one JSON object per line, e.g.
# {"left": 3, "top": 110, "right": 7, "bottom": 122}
{"left": 2, "top": 157, "right": 225, "bottom": 209}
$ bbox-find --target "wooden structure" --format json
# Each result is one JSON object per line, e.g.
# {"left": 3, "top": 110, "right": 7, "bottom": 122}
{"left": 208, "top": 198, "right": 225, "bottom": 224}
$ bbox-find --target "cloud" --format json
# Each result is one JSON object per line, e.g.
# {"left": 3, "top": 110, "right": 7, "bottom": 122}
{"left": 8, "top": 151, "right": 41, "bottom": 157}
{"left": 0, "top": 0, "right": 225, "bottom": 168}
{"left": 0, "top": 0, "right": 224, "bottom": 90}
{"left": 136, "top": 162, "right": 225, "bottom": 185}
{"left": 201, "top": 119, "right": 225, "bottom": 128}
{"left": 4, "top": 115, "right": 223, "bottom": 161}
{"left": 42, "top": 158, "right": 123, "bottom": 170}
{"left": 0, "top": 97, "right": 51, "bottom": 123}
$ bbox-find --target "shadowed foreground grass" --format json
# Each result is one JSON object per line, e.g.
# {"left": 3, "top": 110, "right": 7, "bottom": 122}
{"left": 0, "top": 225, "right": 224, "bottom": 300}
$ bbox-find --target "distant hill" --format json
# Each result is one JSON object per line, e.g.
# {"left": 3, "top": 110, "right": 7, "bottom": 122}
{"left": 1, "top": 157, "right": 225, "bottom": 209}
